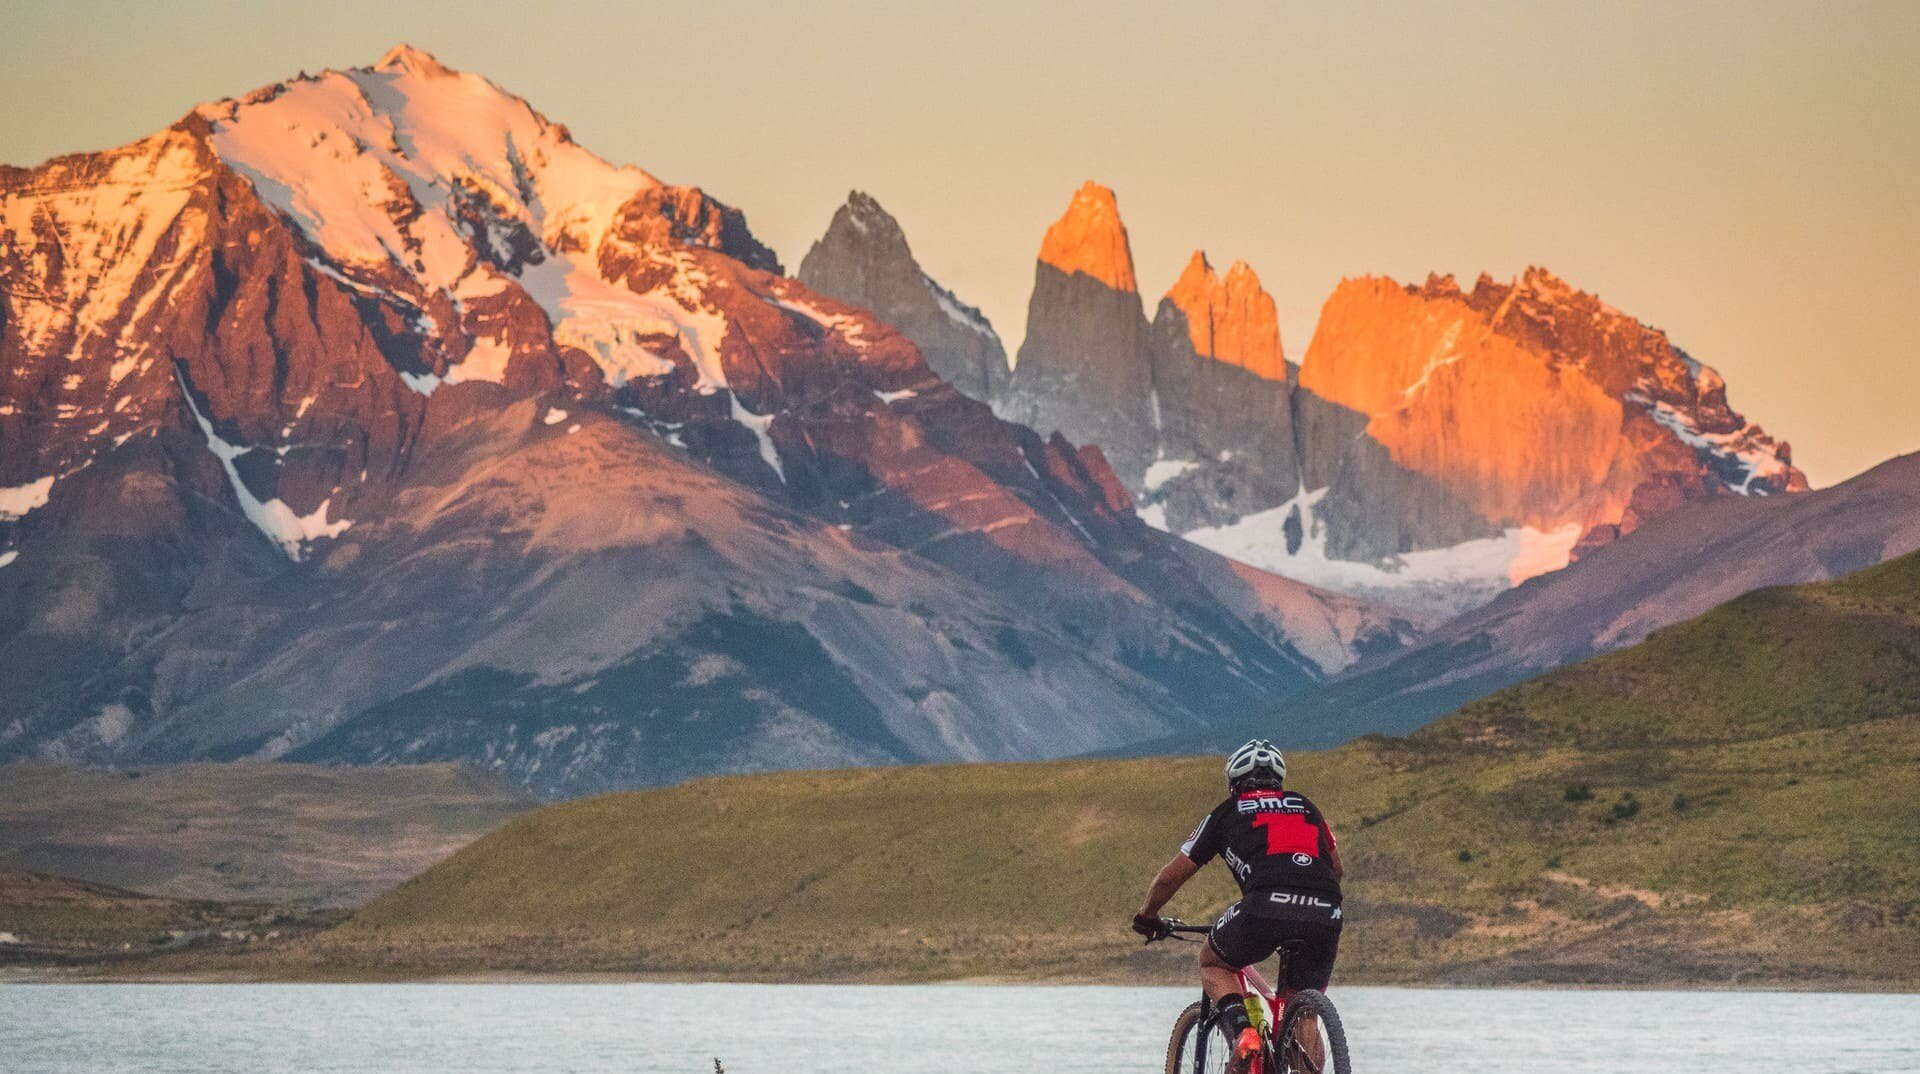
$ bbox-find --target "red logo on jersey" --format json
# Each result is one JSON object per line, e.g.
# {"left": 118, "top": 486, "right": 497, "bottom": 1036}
{"left": 1251, "top": 811, "right": 1319, "bottom": 859}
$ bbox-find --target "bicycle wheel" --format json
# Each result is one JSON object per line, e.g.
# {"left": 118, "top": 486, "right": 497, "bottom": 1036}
{"left": 1273, "top": 990, "right": 1350, "bottom": 1074}
{"left": 1164, "top": 1000, "right": 1232, "bottom": 1074}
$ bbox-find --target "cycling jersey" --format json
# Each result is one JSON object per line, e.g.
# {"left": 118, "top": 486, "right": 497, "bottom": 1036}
{"left": 1180, "top": 788, "right": 1341, "bottom": 901}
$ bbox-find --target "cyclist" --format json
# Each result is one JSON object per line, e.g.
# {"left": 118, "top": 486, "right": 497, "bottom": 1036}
{"left": 1131, "top": 739, "right": 1344, "bottom": 1072}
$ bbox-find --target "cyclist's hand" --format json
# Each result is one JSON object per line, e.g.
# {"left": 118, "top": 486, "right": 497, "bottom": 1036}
{"left": 1132, "top": 912, "right": 1170, "bottom": 942}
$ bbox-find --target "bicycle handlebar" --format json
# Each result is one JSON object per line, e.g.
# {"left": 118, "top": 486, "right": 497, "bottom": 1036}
{"left": 1144, "top": 917, "right": 1213, "bottom": 944}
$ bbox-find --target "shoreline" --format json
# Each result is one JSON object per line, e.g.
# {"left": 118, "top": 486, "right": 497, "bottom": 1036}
{"left": 7, "top": 963, "right": 1916, "bottom": 994}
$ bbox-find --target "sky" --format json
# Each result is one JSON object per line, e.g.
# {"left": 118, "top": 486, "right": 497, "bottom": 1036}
{"left": 5, "top": 1, "right": 1915, "bottom": 485}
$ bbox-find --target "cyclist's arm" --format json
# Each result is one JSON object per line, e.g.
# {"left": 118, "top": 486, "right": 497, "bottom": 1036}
{"left": 1325, "top": 821, "right": 1344, "bottom": 881}
{"left": 1139, "top": 853, "right": 1201, "bottom": 917}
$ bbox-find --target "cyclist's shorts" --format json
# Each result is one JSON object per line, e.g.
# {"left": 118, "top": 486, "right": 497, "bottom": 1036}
{"left": 1207, "top": 891, "right": 1342, "bottom": 992}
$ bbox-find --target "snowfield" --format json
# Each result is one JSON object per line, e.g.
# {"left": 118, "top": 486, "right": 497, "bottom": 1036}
{"left": 1170, "top": 485, "right": 1584, "bottom": 619}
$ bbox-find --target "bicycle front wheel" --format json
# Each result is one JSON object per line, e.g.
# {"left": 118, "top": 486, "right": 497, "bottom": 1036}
{"left": 1273, "top": 989, "right": 1350, "bottom": 1074}
{"left": 1165, "top": 1000, "right": 1233, "bottom": 1074}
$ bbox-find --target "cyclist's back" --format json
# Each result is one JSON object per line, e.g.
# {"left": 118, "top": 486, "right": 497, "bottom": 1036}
{"left": 1183, "top": 786, "right": 1341, "bottom": 902}
{"left": 1181, "top": 784, "right": 1342, "bottom": 988}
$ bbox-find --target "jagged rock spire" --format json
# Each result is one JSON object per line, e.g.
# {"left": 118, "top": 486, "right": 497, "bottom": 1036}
{"left": 798, "top": 190, "right": 1007, "bottom": 401}
{"left": 1164, "top": 251, "right": 1287, "bottom": 382}
{"left": 1006, "top": 182, "right": 1155, "bottom": 483}
{"left": 1036, "top": 181, "right": 1138, "bottom": 293}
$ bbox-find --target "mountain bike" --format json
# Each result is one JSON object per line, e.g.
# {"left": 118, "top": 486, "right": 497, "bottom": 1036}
{"left": 1150, "top": 919, "right": 1351, "bottom": 1074}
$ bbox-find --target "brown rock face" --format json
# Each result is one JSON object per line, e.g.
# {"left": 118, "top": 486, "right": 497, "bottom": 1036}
{"left": 1143, "top": 258, "right": 1302, "bottom": 533}
{"left": 983, "top": 183, "right": 1806, "bottom": 616}
{"left": 0, "top": 122, "right": 429, "bottom": 551}
{"left": 1302, "top": 275, "right": 1629, "bottom": 528}
{"left": 609, "top": 185, "right": 783, "bottom": 274}
{"left": 797, "top": 191, "right": 1007, "bottom": 401}
{"left": 987, "top": 189, "right": 1498, "bottom": 588}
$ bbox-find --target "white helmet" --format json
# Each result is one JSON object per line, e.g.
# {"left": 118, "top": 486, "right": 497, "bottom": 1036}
{"left": 1224, "top": 738, "right": 1287, "bottom": 788}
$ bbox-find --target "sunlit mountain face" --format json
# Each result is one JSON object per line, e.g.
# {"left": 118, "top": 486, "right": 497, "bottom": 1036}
{"left": 807, "top": 184, "right": 1802, "bottom": 618}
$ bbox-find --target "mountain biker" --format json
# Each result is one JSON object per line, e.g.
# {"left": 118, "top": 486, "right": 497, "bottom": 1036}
{"left": 1132, "top": 739, "right": 1344, "bottom": 1071}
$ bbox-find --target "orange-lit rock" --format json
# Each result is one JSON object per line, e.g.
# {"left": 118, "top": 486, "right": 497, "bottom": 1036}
{"left": 1005, "top": 182, "right": 1155, "bottom": 481}
{"left": 1143, "top": 251, "right": 1304, "bottom": 532}
{"left": 1163, "top": 252, "right": 1287, "bottom": 381}
{"left": 1036, "top": 181, "right": 1138, "bottom": 293}
{"left": 1299, "top": 269, "right": 1805, "bottom": 545}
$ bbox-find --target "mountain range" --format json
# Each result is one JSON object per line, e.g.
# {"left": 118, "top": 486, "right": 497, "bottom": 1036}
{"left": 1, "top": 46, "right": 1906, "bottom": 799}
{"left": 0, "top": 46, "right": 1415, "bottom": 796}
{"left": 802, "top": 184, "right": 1806, "bottom": 618}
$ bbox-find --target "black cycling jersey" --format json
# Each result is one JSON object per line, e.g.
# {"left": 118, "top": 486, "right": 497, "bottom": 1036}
{"left": 1180, "top": 788, "right": 1342, "bottom": 901}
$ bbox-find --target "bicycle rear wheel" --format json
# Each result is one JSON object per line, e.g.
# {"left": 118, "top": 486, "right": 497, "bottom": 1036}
{"left": 1273, "top": 990, "right": 1350, "bottom": 1074}
{"left": 1164, "top": 1000, "right": 1232, "bottom": 1074}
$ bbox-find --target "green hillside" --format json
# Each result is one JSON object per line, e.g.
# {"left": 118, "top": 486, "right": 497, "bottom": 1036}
{"left": 268, "top": 555, "right": 1920, "bottom": 985}
{"left": 1428, "top": 550, "right": 1920, "bottom": 750}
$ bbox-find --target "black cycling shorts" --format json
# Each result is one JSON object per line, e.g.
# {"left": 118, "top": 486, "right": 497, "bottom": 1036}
{"left": 1206, "top": 893, "right": 1342, "bottom": 992}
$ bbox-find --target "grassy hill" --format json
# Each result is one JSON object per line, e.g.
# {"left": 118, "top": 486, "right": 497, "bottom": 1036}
{"left": 284, "top": 720, "right": 1914, "bottom": 985}
{"left": 0, "top": 762, "right": 533, "bottom": 905}
{"left": 119, "top": 554, "right": 1920, "bottom": 985}
{"left": 1430, "top": 549, "right": 1920, "bottom": 749}
{"left": 0, "top": 869, "right": 342, "bottom": 973}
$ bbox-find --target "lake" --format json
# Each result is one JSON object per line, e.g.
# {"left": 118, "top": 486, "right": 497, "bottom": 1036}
{"left": 4, "top": 983, "right": 1917, "bottom": 1073}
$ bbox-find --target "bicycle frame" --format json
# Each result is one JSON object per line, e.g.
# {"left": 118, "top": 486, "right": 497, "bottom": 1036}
{"left": 1238, "top": 960, "right": 1287, "bottom": 1027}
{"left": 1190, "top": 962, "right": 1289, "bottom": 1074}
{"left": 1156, "top": 920, "right": 1307, "bottom": 1074}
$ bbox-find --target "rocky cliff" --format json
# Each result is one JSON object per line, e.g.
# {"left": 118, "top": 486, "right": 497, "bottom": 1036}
{"left": 797, "top": 191, "right": 1007, "bottom": 401}
{"left": 1299, "top": 269, "right": 1805, "bottom": 545}
{"left": 1000, "top": 182, "right": 1158, "bottom": 485}
{"left": 1158, "top": 267, "right": 1805, "bottom": 616}
{"left": 1162, "top": 252, "right": 1286, "bottom": 379}
{"left": 1141, "top": 253, "right": 1304, "bottom": 533}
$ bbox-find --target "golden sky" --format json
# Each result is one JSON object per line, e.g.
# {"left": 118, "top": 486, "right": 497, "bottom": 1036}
{"left": 6, "top": 1, "right": 1915, "bottom": 484}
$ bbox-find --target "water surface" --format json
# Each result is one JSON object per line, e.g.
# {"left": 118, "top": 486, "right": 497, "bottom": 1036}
{"left": 4, "top": 983, "right": 1916, "bottom": 1073}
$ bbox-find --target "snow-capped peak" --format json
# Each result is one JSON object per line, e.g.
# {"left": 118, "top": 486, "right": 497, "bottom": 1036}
{"left": 195, "top": 47, "right": 659, "bottom": 289}
{"left": 187, "top": 47, "right": 767, "bottom": 395}
{"left": 374, "top": 43, "right": 453, "bottom": 77}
